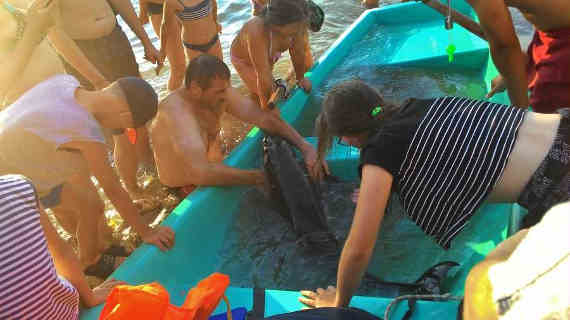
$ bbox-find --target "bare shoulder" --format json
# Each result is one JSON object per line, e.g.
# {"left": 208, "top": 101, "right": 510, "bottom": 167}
{"left": 151, "top": 91, "right": 202, "bottom": 140}
{"left": 247, "top": 17, "right": 267, "bottom": 37}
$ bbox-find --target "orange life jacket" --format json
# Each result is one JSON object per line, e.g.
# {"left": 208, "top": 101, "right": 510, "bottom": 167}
{"left": 99, "top": 273, "right": 231, "bottom": 320}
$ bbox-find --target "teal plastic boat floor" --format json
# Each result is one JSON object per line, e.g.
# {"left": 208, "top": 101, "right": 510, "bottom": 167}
{"left": 80, "top": 1, "right": 525, "bottom": 319}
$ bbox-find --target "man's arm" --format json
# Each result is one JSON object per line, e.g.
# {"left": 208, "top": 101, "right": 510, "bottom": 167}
{"left": 157, "top": 110, "right": 264, "bottom": 187}
{"left": 467, "top": 0, "right": 529, "bottom": 107}
{"left": 108, "top": 0, "right": 161, "bottom": 64}
{"left": 226, "top": 88, "right": 328, "bottom": 179}
{"left": 65, "top": 140, "right": 175, "bottom": 251}
{"left": 39, "top": 205, "right": 124, "bottom": 307}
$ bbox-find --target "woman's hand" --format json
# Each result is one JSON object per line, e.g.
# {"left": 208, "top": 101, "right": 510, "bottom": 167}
{"left": 26, "top": 0, "right": 58, "bottom": 39}
{"left": 84, "top": 278, "right": 125, "bottom": 308}
{"left": 143, "top": 43, "right": 162, "bottom": 65}
{"left": 299, "top": 286, "right": 338, "bottom": 308}
{"left": 297, "top": 77, "right": 312, "bottom": 93}
{"left": 216, "top": 22, "right": 223, "bottom": 34}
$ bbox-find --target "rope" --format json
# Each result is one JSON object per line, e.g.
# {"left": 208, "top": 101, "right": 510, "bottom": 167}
{"left": 384, "top": 293, "right": 463, "bottom": 320}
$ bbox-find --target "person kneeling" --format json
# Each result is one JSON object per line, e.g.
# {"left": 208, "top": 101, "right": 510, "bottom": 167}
{"left": 149, "top": 54, "right": 327, "bottom": 196}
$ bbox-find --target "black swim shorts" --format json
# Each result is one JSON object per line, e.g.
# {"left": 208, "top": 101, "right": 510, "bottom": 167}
{"left": 61, "top": 23, "right": 140, "bottom": 89}
{"left": 517, "top": 108, "right": 570, "bottom": 228}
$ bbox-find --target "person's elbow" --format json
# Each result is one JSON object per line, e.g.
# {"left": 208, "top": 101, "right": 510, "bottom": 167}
{"left": 256, "top": 111, "right": 281, "bottom": 132}
{"left": 343, "top": 238, "right": 375, "bottom": 264}
{"left": 160, "top": 163, "right": 210, "bottom": 187}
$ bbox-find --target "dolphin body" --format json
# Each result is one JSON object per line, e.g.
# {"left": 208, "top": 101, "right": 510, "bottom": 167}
{"left": 262, "top": 135, "right": 338, "bottom": 255}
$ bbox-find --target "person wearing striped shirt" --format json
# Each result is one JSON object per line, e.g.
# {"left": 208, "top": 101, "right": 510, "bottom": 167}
{"left": 0, "top": 175, "right": 123, "bottom": 319}
{"left": 299, "top": 79, "right": 569, "bottom": 309}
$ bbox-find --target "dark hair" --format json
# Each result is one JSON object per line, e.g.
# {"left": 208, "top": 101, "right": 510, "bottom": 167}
{"left": 185, "top": 54, "right": 231, "bottom": 89}
{"left": 261, "top": 0, "right": 308, "bottom": 26}
{"left": 116, "top": 77, "right": 158, "bottom": 128}
{"left": 315, "top": 80, "right": 399, "bottom": 159}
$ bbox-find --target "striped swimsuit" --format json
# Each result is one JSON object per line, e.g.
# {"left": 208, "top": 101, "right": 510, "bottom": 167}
{"left": 362, "top": 97, "right": 526, "bottom": 249}
{"left": 0, "top": 175, "right": 79, "bottom": 319}
{"left": 176, "top": 0, "right": 211, "bottom": 21}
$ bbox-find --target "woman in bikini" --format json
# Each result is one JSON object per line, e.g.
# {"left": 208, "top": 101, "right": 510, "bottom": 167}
{"left": 231, "top": 0, "right": 313, "bottom": 111}
{"left": 138, "top": 0, "right": 186, "bottom": 90}
{"left": 160, "top": 0, "right": 222, "bottom": 67}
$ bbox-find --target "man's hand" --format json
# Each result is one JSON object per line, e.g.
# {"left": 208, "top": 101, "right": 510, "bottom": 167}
{"left": 486, "top": 74, "right": 506, "bottom": 99}
{"left": 84, "top": 278, "right": 125, "bottom": 308}
{"left": 144, "top": 43, "right": 162, "bottom": 65}
{"left": 298, "top": 77, "right": 312, "bottom": 93}
{"left": 299, "top": 286, "right": 338, "bottom": 308}
{"left": 302, "top": 144, "right": 330, "bottom": 181}
{"left": 94, "top": 79, "right": 111, "bottom": 90}
{"left": 216, "top": 22, "right": 222, "bottom": 33}
{"left": 140, "top": 225, "right": 175, "bottom": 251}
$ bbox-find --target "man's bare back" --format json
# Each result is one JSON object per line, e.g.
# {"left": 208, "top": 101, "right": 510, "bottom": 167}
{"left": 506, "top": 0, "right": 570, "bottom": 31}
{"left": 57, "top": 0, "right": 116, "bottom": 40}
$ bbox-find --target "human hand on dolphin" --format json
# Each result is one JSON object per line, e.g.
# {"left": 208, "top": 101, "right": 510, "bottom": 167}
{"left": 301, "top": 143, "right": 330, "bottom": 181}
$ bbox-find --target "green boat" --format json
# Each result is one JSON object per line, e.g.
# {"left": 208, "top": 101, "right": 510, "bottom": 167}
{"left": 81, "top": 1, "right": 526, "bottom": 318}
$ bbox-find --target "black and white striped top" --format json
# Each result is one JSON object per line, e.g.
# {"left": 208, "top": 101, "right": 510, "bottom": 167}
{"left": 176, "top": 0, "right": 211, "bottom": 21}
{"left": 398, "top": 97, "right": 526, "bottom": 248}
{"left": 0, "top": 175, "right": 79, "bottom": 319}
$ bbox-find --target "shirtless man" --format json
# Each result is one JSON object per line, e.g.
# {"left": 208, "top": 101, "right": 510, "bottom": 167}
{"left": 45, "top": 0, "right": 160, "bottom": 200}
{"left": 467, "top": 0, "right": 570, "bottom": 111}
{"left": 150, "top": 55, "right": 327, "bottom": 194}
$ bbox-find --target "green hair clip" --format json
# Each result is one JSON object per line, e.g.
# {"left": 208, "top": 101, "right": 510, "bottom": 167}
{"left": 371, "top": 106, "right": 383, "bottom": 117}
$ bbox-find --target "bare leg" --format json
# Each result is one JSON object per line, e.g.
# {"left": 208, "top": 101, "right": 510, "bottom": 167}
{"left": 114, "top": 133, "right": 142, "bottom": 196}
{"left": 53, "top": 174, "right": 107, "bottom": 268}
{"left": 150, "top": 13, "right": 186, "bottom": 91}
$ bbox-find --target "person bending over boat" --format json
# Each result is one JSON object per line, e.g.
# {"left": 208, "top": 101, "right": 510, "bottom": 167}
{"left": 0, "top": 0, "right": 64, "bottom": 107}
{"left": 0, "top": 75, "right": 175, "bottom": 279}
{"left": 247, "top": 0, "right": 322, "bottom": 87}
{"left": 138, "top": 0, "right": 186, "bottom": 91}
{"left": 160, "top": 0, "right": 223, "bottom": 67}
{"left": 466, "top": 0, "right": 570, "bottom": 111}
{"left": 0, "top": 175, "right": 125, "bottom": 319}
{"left": 462, "top": 202, "right": 569, "bottom": 320}
{"left": 149, "top": 55, "right": 327, "bottom": 198}
{"left": 46, "top": 0, "right": 160, "bottom": 200}
{"left": 231, "top": 0, "right": 313, "bottom": 111}
{"left": 298, "top": 80, "right": 569, "bottom": 309}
